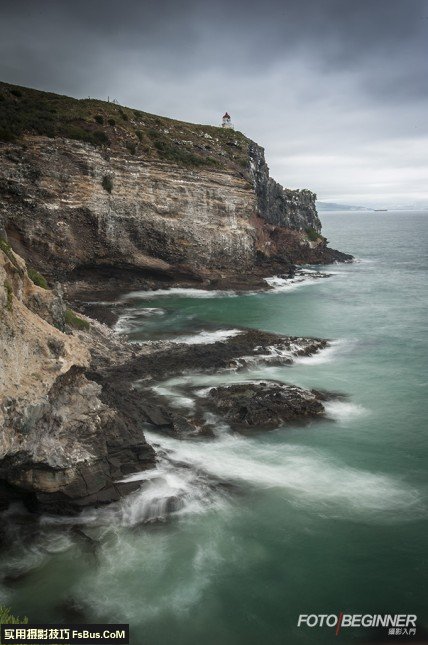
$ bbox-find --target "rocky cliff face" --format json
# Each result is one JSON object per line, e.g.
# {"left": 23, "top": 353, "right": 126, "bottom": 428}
{"left": 0, "top": 136, "right": 257, "bottom": 279}
{"left": 0, "top": 244, "right": 155, "bottom": 512}
{"left": 248, "top": 142, "right": 321, "bottom": 231}
{"left": 0, "top": 82, "right": 350, "bottom": 293}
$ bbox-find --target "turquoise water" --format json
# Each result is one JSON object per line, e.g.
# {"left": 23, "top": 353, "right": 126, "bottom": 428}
{"left": 1, "top": 211, "right": 427, "bottom": 644}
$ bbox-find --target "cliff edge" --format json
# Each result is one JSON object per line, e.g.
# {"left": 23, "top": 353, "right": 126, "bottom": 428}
{"left": 0, "top": 82, "right": 351, "bottom": 295}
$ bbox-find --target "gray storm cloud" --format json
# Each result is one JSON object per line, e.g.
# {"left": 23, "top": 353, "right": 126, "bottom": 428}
{"left": 1, "top": 0, "right": 427, "bottom": 207}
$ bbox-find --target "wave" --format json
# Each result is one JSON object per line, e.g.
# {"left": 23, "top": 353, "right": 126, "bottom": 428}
{"left": 169, "top": 329, "right": 242, "bottom": 345}
{"left": 264, "top": 270, "right": 331, "bottom": 293}
{"left": 293, "top": 339, "right": 352, "bottom": 365}
{"left": 232, "top": 339, "right": 320, "bottom": 369}
{"left": 114, "top": 308, "right": 166, "bottom": 334}
{"left": 121, "top": 287, "right": 235, "bottom": 300}
{"left": 135, "top": 431, "right": 425, "bottom": 523}
{"left": 324, "top": 400, "right": 368, "bottom": 422}
{"left": 151, "top": 381, "right": 196, "bottom": 409}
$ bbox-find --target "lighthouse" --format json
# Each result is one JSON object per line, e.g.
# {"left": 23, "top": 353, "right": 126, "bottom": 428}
{"left": 221, "top": 112, "right": 234, "bottom": 129}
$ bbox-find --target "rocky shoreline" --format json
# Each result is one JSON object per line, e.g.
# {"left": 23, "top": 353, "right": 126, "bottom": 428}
{"left": 0, "top": 245, "right": 342, "bottom": 515}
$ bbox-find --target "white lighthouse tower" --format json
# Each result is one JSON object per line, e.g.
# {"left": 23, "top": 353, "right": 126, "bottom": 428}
{"left": 221, "top": 112, "right": 234, "bottom": 129}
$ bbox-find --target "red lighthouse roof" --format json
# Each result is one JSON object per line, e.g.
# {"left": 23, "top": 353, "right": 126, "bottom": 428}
{"left": 223, "top": 112, "right": 230, "bottom": 119}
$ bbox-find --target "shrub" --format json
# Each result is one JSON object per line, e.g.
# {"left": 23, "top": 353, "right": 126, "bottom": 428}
{"left": 153, "top": 138, "right": 217, "bottom": 168}
{"left": 135, "top": 130, "right": 143, "bottom": 141}
{"left": 108, "top": 118, "right": 116, "bottom": 126}
{"left": 28, "top": 267, "right": 48, "bottom": 289}
{"left": 10, "top": 89, "right": 22, "bottom": 98}
{"left": 305, "top": 227, "right": 321, "bottom": 241}
{"left": 0, "top": 127, "right": 17, "bottom": 143}
{"left": 94, "top": 114, "right": 104, "bottom": 125}
{"left": 102, "top": 175, "right": 113, "bottom": 193}
{"left": 119, "top": 109, "right": 128, "bottom": 121}
{"left": 4, "top": 280, "right": 13, "bottom": 311}
{"left": 133, "top": 110, "right": 143, "bottom": 118}
{"left": 0, "top": 605, "right": 28, "bottom": 627}
{"left": 92, "top": 130, "right": 110, "bottom": 146}
{"left": 61, "top": 124, "right": 91, "bottom": 143}
{"left": 65, "top": 308, "right": 90, "bottom": 331}
{"left": 0, "top": 237, "right": 12, "bottom": 254}
{"left": 0, "top": 237, "right": 17, "bottom": 266}
{"left": 125, "top": 141, "right": 136, "bottom": 155}
{"left": 62, "top": 125, "right": 110, "bottom": 147}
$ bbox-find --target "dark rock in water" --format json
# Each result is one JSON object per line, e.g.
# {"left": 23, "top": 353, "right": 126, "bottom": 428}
{"left": 0, "top": 241, "right": 332, "bottom": 514}
{"left": 56, "top": 598, "right": 91, "bottom": 624}
{"left": 170, "top": 414, "right": 216, "bottom": 439}
{"left": 205, "top": 381, "right": 325, "bottom": 430}
{"left": 124, "top": 329, "right": 328, "bottom": 381}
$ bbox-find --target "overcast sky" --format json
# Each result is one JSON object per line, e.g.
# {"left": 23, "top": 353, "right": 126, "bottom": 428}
{"left": 1, "top": 0, "right": 427, "bottom": 207}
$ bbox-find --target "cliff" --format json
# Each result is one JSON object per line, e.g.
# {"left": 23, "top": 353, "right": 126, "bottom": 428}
{"left": 0, "top": 82, "right": 350, "bottom": 294}
{"left": 0, "top": 242, "right": 155, "bottom": 512}
{"left": 0, "top": 83, "right": 351, "bottom": 513}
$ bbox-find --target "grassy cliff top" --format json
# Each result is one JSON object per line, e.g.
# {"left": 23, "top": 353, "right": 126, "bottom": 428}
{"left": 0, "top": 81, "right": 252, "bottom": 172}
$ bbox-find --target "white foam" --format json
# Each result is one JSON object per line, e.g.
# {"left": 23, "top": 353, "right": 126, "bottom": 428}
{"left": 170, "top": 329, "right": 242, "bottom": 345}
{"left": 114, "top": 313, "right": 135, "bottom": 334}
{"left": 264, "top": 270, "right": 331, "bottom": 293}
{"left": 114, "top": 308, "right": 166, "bottom": 334}
{"left": 234, "top": 340, "right": 315, "bottom": 368}
{"left": 121, "top": 287, "right": 234, "bottom": 300}
{"left": 151, "top": 382, "right": 195, "bottom": 409}
{"left": 294, "top": 339, "right": 351, "bottom": 365}
{"left": 79, "top": 519, "right": 225, "bottom": 621}
{"left": 140, "top": 431, "right": 424, "bottom": 522}
{"left": 324, "top": 400, "right": 368, "bottom": 422}
{"left": 353, "top": 258, "right": 377, "bottom": 264}
{"left": 115, "top": 451, "right": 230, "bottom": 526}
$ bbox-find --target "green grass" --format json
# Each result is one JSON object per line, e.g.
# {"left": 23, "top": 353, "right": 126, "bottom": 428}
{"left": 65, "top": 308, "right": 90, "bottom": 331}
{"left": 0, "top": 606, "right": 28, "bottom": 625}
{"left": 27, "top": 267, "right": 48, "bottom": 289}
{"left": 0, "top": 606, "right": 28, "bottom": 645}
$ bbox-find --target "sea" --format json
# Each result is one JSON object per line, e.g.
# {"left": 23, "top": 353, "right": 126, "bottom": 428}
{"left": 1, "top": 211, "right": 427, "bottom": 644}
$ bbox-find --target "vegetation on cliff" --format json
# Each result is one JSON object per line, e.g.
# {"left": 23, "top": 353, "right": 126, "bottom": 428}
{"left": 0, "top": 606, "right": 28, "bottom": 643}
{"left": 64, "top": 307, "right": 90, "bottom": 330}
{"left": 0, "top": 81, "right": 250, "bottom": 172}
{"left": 27, "top": 267, "right": 48, "bottom": 289}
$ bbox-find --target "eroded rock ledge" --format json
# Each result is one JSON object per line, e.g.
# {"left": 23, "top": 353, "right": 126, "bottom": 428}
{"left": 0, "top": 246, "right": 334, "bottom": 513}
{"left": 0, "top": 246, "right": 155, "bottom": 513}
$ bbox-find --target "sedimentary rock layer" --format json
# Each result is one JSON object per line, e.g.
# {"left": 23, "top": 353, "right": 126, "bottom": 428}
{"left": 0, "top": 82, "right": 351, "bottom": 292}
